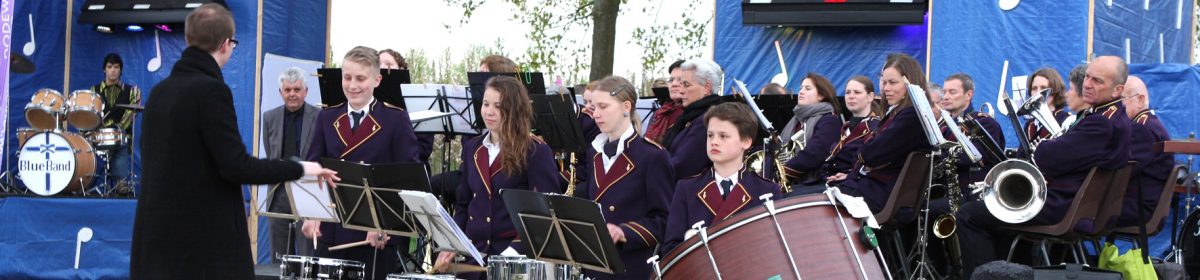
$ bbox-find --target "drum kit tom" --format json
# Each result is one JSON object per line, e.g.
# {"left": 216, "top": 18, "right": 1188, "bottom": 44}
{"left": 11, "top": 88, "right": 141, "bottom": 197}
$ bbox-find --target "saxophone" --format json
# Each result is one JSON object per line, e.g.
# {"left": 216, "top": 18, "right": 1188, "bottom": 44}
{"left": 932, "top": 147, "right": 965, "bottom": 275}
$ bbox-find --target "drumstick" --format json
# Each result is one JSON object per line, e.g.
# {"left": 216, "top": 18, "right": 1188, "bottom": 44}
{"left": 329, "top": 240, "right": 370, "bottom": 251}
{"left": 312, "top": 230, "right": 318, "bottom": 251}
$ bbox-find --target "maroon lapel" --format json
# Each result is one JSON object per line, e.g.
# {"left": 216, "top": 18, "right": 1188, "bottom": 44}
{"left": 714, "top": 183, "right": 752, "bottom": 221}
{"left": 473, "top": 145, "right": 494, "bottom": 197}
{"left": 696, "top": 181, "right": 723, "bottom": 218}
{"left": 335, "top": 112, "right": 382, "bottom": 158}
{"left": 591, "top": 152, "right": 634, "bottom": 202}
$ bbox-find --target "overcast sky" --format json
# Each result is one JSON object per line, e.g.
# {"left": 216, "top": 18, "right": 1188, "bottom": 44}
{"left": 330, "top": 0, "right": 715, "bottom": 81}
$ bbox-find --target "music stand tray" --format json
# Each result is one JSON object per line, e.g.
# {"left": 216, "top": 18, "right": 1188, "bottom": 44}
{"left": 499, "top": 189, "right": 625, "bottom": 274}
{"left": 319, "top": 158, "right": 431, "bottom": 237}
{"left": 256, "top": 179, "right": 339, "bottom": 222}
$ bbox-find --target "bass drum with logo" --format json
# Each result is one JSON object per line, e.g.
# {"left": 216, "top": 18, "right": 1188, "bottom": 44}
{"left": 17, "top": 132, "right": 97, "bottom": 196}
{"left": 1180, "top": 208, "right": 1200, "bottom": 276}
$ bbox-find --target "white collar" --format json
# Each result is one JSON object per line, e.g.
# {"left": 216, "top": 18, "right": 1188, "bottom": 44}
{"left": 347, "top": 97, "right": 375, "bottom": 117}
{"left": 482, "top": 132, "right": 501, "bottom": 164}
{"left": 713, "top": 167, "right": 741, "bottom": 195}
{"left": 591, "top": 126, "right": 635, "bottom": 172}
{"left": 591, "top": 125, "right": 635, "bottom": 156}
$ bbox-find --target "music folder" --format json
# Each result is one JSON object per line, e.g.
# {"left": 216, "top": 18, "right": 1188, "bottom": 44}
{"left": 500, "top": 189, "right": 625, "bottom": 275}
{"left": 398, "top": 190, "right": 486, "bottom": 271}
{"left": 318, "top": 158, "right": 431, "bottom": 237}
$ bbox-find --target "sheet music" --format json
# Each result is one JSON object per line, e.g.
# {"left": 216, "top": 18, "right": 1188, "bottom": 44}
{"left": 289, "top": 180, "right": 340, "bottom": 221}
{"left": 941, "top": 110, "right": 983, "bottom": 163}
{"left": 907, "top": 84, "right": 949, "bottom": 147}
{"left": 398, "top": 191, "right": 484, "bottom": 266}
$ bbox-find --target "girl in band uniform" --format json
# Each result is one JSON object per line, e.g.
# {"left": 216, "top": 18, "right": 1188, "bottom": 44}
{"left": 780, "top": 73, "right": 844, "bottom": 187}
{"left": 572, "top": 76, "right": 673, "bottom": 279}
{"left": 434, "top": 76, "right": 560, "bottom": 278}
{"left": 823, "top": 76, "right": 881, "bottom": 186}
{"left": 838, "top": 54, "right": 933, "bottom": 212}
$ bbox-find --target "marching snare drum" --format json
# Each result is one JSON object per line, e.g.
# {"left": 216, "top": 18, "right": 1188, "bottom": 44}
{"left": 486, "top": 255, "right": 581, "bottom": 280}
{"left": 17, "top": 132, "right": 97, "bottom": 196}
{"left": 385, "top": 273, "right": 460, "bottom": 280}
{"left": 280, "top": 255, "right": 365, "bottom": 280}
{"left": 89, "top": 128, "right": 128, "bottom": 150}
{"left": 66, "top": 90, "right": 105, "bottom": 130}
{"left": 25, "top": 88, "right": 65, "bottom": 130}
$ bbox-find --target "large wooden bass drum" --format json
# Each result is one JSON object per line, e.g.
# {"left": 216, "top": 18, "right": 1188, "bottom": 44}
{"left": 658, "top": 193, "right": 888, "bottom": 279}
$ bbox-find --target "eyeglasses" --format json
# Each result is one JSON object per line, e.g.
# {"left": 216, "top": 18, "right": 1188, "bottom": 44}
{"left": 228, "top": 38, "right": 239, "bottom": 49}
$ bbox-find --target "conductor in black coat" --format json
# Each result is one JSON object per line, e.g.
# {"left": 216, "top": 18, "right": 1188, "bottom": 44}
{"left": 130, "top": 4, "right": 336, "bottom": 279}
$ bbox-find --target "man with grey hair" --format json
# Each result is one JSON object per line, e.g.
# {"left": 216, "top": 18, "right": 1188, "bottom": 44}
{"left": 262, "top": 66, "right": 321, "bottom": 262}
{"left": 1118, "top": 75, "right": 1174, "bottom": 227}
{"left": 661, "top": 59, "right": 726, "bottom": 179}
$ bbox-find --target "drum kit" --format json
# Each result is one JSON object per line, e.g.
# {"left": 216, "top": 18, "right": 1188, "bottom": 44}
{"left": 9, "top": 88, "right": 141, "bottom": 197}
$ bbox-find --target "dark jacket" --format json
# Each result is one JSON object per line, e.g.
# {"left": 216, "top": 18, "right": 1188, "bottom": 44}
{"left": 131, "top": 47, "right": 304, "bottom": 279}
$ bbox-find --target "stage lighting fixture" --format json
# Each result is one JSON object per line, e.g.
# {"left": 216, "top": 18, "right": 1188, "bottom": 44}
{"left": 126, "top": 25, "right": 144, "bottom": 32}
{"left": 95, "top": 25, "right": 114, "bottom": 34}
{"left": 155, "top": 24, "right": 172, "bottom": 32}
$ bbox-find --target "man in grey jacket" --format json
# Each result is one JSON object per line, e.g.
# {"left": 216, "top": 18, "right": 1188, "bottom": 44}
{"left": 262, "top": 66, "right": 321, "bottom": 260}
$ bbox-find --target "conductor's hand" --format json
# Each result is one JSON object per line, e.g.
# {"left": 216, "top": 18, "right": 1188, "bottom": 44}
{"left": 302, "top": 220, "right": 322, "bottom": 239}
{"left": 826, "top": 173, "right": 847, "bottom": 182}
{"left": 606, "top": 223, "right": 626, "bottom": 244}
{"left": 434, "top": 251, "right": 457, "bottom": 272}
{"left": 366, "top": 231, "right": 390, "bottom": 250}
{"left": 300, "top": 161, "right": 340, "bottom": 189}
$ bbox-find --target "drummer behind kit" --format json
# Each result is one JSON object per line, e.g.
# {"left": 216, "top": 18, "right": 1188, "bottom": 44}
{"left": 11, "top": 88, "right": 140, "bottom": 196}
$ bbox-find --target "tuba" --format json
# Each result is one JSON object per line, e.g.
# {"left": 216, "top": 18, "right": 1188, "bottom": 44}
{"left": 970, "top": 159, "right": 1049, "bottom": 223}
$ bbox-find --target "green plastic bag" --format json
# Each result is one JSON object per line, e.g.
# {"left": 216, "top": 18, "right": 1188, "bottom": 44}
{"left": 1098, "top": 242, "right": 1158, "bottom": 280}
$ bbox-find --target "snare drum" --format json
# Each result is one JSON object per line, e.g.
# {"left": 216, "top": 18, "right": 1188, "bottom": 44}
{"left": 385, "top": 273, "right": 460, "bottom": 280}
{"left": 25, "top": 88, "right": 65, "bottom": 130}
{"left": 486, "top": 255, "right": 581, "bottom": 280}
{"left": 279, "top": 255, "right": 365, "bottom": 280}
{"left": 66, "top": 90, "right": 105, "bottom": 130}
{"left": 17, "top": 132, "right": 97, "bottom": 196}
{"left": 16, "top": 127, "right": 41, "bottom": 148}
{"left": 89, "top": 128, "right": 128, "bottom": 150}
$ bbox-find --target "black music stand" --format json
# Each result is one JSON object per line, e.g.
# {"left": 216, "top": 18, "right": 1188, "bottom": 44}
{"left": 531, "top": 94, "right": 587, "bottom": 154}
{"left": 649, "top": 87, "right": 671, "bottom": 105}
{"left": 753, "top": 94, "right": 798, "bottom": 132}
{"left": 319, "top": 158, "right": 431, "bottom": 249}
{"left": 466, "top": 72, "right": 546, "bottom": 128}
{"left": 317, "top": 68, "right": 412, "bottom": 108}
{"left": 500, "top": 189, "right": 625, "bottom": 275}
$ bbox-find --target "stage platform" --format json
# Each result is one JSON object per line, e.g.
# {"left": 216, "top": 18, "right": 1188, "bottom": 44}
{"left": 0, "top": 196, "right": 135, "bottom": 279}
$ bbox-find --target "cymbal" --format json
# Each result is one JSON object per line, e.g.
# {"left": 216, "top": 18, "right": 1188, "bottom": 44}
{"left": 114, "top": 104, "right": 144, "bottom": 111}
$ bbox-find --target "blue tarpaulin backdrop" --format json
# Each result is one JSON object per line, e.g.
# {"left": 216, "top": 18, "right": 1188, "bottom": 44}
{"left": 1, "top": 0, "right": 328, "bottom": 276}
{"left": 715, "top": 0, "right": 1198, "bottom": 259}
